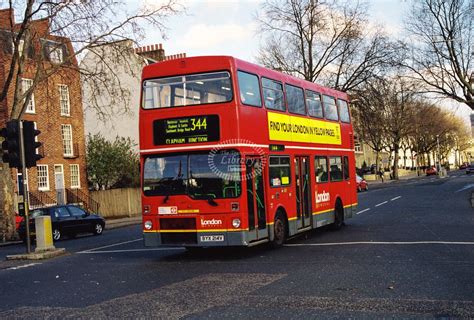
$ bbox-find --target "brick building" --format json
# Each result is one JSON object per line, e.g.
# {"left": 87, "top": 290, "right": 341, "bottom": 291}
{"left": 0, "top": 9, "right": 91, "bottom": 210}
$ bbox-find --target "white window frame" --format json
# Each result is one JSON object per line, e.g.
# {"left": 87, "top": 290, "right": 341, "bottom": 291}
{"left": 59, "top": 85, "right": 70, "bottom": 116}
{"left": 61, "top": 124, "right": 73, "bottom": 157}
{"left": 21, "top": 78, "right": 35, "bottom": 113}
{"left": 37, "top": 165, "right": 49, "bottom": 191}
{"left": 70, "top": 164, "right": 80, "bottom": 189}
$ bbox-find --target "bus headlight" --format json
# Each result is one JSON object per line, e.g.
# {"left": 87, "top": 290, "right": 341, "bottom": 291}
{"left": 232, "top": 218, "right": 241, "bottom": 228}
{"left": 144, "top": 220, "right": 153, "bottom": 230}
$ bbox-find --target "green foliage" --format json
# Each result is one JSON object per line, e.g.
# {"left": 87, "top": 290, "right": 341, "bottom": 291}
{"left": 86, "top": 134, "right": 139, "bottom": 190}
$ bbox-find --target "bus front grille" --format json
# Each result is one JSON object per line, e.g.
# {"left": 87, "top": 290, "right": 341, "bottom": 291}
{"left": 160, "top": 218, "right": 196, "bottom": 230}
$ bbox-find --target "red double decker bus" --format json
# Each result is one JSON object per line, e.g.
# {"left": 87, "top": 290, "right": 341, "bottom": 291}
{"left": 140, "top": 56, "right": 357, "bottom": 248}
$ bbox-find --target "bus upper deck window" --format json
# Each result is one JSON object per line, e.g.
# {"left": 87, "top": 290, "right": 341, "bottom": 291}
{"left": 337, "top": 99, "right": 351, "bottom": 123}
{"left": 323, "top": 95, "right": 338, "bottom": 121}
{"left": 262, "top": 78, "right": 285, "bottom": 112}
{"left": 306, "top": 90, "right": 323, "bottom": 118}
{"left": 238, "top": 71, "right": 262, "bottom": 107}
{"left": 142, "top": 72, "right": 232, "bottom": 108}
{"left": 286, "top": 84, "right": 305, "bottom": 115}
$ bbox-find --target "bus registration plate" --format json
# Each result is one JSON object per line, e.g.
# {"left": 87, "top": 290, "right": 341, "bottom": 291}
{"left": 200, "top": 235, "right": 224, "bottom": 242}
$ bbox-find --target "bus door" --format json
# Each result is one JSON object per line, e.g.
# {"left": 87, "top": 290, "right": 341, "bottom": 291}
{"left": 294, "top": 156, "right": 311, "bottom": 229}
{"left": 245, "top": 156, "right": 268, "bottom": 242}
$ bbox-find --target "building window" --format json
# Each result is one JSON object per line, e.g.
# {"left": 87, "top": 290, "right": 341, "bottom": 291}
{"left": 49, "top": 44, "right": 64, "bottom": 63}
{"left": 21, "top": 78, "right": 35, "bottom": 113}
{"left": 70, "top": 164, "right": 80, "bottom": 188}
{"left": 11, "top": 38, "right": 25, "bottom": 57}
{"left": 37, "top": 165, "right": 49, "bottom": 191}
{"left": 59, "top": 85, "right": 70, "bottom": 116}
{"left": 61, "top": 124, "right": 73, "bottom": 156}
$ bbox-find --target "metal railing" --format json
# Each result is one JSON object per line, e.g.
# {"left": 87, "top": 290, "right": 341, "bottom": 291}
{"left": 66, "top": 188, "right": 100, "bottom": 213}
{"left": 28, "top": 191, "right": 57, "bottom": 209}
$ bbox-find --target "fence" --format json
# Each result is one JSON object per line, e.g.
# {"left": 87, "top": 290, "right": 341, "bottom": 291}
{"left": 89, "top": 188, "right": 141, "bottom": 218}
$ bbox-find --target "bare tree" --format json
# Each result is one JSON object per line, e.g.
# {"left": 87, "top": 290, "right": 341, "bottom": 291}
{"left": 351, "top": 80, "right": 389, "bottom": 176}
{"left": 408, "top": 101, "right": 468, "bottom": 172}
{"left": 0, "top": 0, "right": 182, "bottom": 240}
{"left": 402, "top": 0, "right": 473, "bottom": 109}
{"left": 256, "top": 0, "right": 398, "bottom": 91}
{"left": 353, "top": 76, "right": 418, "bottom": 180}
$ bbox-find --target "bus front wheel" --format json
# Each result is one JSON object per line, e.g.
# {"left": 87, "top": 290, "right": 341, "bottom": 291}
{"left": 271, "top": 212, "right": 287, "bottom": 248}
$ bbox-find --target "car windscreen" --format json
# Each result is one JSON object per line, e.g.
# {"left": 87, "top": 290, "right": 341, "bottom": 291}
{"left": 142, "top": 150, "right": 241, "bottom": 199}
{"left": 29, "top": 209, "right": 46, "bottom": 219}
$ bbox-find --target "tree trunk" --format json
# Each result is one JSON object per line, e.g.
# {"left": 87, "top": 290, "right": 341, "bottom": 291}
{"left": 375, "top": 150, "right": 381, "bottom": 180}
{"left": 392, "top": 144, "right": 400, "bottom": 180}
{"left": 0, "top": 163, "right": 16, "bottom": 241}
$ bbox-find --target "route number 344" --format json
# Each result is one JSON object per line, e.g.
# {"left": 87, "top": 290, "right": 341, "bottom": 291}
{"left": 191, "top": 117, "right": 207, "bottom": 131}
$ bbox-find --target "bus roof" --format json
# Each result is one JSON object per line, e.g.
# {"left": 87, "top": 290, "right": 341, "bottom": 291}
{"left": 142, "top": 55, "right": 349, "bottom": 100}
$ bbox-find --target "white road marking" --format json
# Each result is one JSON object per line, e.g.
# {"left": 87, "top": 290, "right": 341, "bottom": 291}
{"left": 77, "top": 248, "right": 184, "bottom": 254}
{"left": 356, "top": 208, "right": 370, "bottom": 215}
{"left": 375, "top": 201, "right": 388, "bottom": 207}
{"left": 285, "top": 241, "right": 474, "bottom": 247}
{"left": 455, "top": 183, "right": 474, "bottom": 193}
{"left": 78, "top": 238, "right": 142, "bottom": 253}
{"left": 390, "top": 196, "right": 402, "bottom": 201}
{"left": 7, "top": 263, "right": 41, "bottom": 270}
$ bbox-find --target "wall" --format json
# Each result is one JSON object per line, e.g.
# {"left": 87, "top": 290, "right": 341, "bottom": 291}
{"left": 90, "top": 188, "right": 141, "bottom": 218}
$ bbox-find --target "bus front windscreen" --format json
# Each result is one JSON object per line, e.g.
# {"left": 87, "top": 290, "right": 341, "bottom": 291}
{"left": 143, "top": 71, "right": 233, "bottom": 109}
{"left": 143, "top": 151, "right": 241, "bottom": 199}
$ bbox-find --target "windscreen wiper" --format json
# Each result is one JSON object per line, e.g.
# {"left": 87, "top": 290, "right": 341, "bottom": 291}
{"left": 205, "top": 196, "right": 218, "bottom": 207}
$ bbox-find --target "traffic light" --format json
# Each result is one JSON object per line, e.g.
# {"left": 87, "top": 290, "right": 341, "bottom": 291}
{"left": 1, "top": 120, "right": 21, "bottom": 168}
{"left": 22, "top": 120, "right": 42, "bottom": 168}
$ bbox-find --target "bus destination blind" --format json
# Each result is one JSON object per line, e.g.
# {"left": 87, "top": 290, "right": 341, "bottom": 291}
{"left": 153, "top": 115, "right": 220, "bottom": 145}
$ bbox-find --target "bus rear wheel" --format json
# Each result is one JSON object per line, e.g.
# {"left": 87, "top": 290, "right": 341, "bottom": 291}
{"left": 331, "top": 201, "right": 344, "bottom": 231}
{"left": 271, "top": 212, "right": 287, "bottom": 248}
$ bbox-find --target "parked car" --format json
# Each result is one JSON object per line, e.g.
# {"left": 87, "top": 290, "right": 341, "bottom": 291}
{"left": 425, "top": 166, "right": 438, "bottom": 176}
{"left": 466, "top": 163, "right": 474, "bottom": 174}
{"left": 356, "top": 175, "right": 368, "bottom": 192}
{"left": 459, "top": 162, "right": 469, "bottom": 169}
{"left": 18, "top": 205, "right": 105, "bottom": 242}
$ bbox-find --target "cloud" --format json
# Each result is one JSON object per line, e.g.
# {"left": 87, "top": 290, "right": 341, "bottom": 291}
{"left": 174, "top": 23, "right": 256, "bottom": 51}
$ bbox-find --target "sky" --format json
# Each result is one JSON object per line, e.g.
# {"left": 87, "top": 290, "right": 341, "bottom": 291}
{"left": 152, "top": 0, "right": 410, "bottom": 62}
{"left": 147, "top": 0, "right": 470, "bottom": 124}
